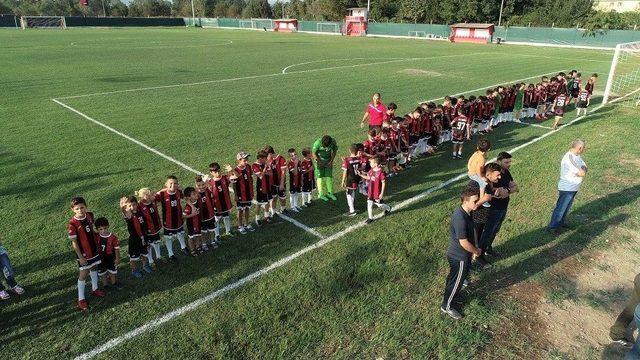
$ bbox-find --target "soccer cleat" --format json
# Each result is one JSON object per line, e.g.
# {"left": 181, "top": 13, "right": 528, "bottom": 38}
{"left": 91, "top": 289, "right": 106, "bottom": 298}
{"left": 383, "top": 205, "right": 391, "bottom": 215}
{"left": 319, "top": 195, "right": 329, "bottom": 202}
{"left": 131, "top": 270, "right": 143, "bottom": 279}
{"left": 327, "top": 193, "right": 337, "bottom": 201}
{"left": 440, "top": 307, "right": 463, "bottom": 320}
{"left": 345, "top": 211, "right": 357, "bottom": 217}
{"left": 238, "top": 226, "right": 247, "bottom": 234}
{"left": 10, "top": 285, "right": 25, "bottom": 295}
{"left": 226, "top": 230, "right": 235, "bottom": 236}
{"left": 462, "top": 279, "right": 470, "bottom": 288}
{"left": 142, "top": 264, "right": 153, "bottom": 273}
{"left": 246, "top": 224, "right": 256, "bottom": 232}
{"left": 364, "top": 218, "right": 374, "bottom": 225}
{"left": 201, "top": 243, "right": 209, "bottom": 251}
{"left": 77, "top": 299, "right": 89, "bottom": 311}
{"left": 0, "top": 290, "right": 9, "bottom": 300}
{"left": 281, "top": 208, "right": 289, "bottom": 214}
{"left": 609, "top": 335, "right": 633, "bottom": 348}
{"left": 181, "top": 247, "right": 190, "bottom": 256}
{"left": 290, "top": 207, "right": 300, "bottom": 213}
{"left": 169, "top": 255, "right": 178, "bottom": 262}
{"left": 256, "top": 219, "right": 263, "bottom": 226}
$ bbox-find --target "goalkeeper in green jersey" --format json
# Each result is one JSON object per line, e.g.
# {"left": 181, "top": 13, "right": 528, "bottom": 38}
{"left": 312, "top": 135, "right": 338, "bottom": 201}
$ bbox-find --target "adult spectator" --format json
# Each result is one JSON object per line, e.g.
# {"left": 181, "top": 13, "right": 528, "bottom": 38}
{"left": 625, "top": 303, "right": 640, "bottom": 359}
{"left": 479, "top": 152, "right": 517, "bottom": 257}
{"left": 361, "top": 93, "right": 387, "bottom": 131}
{"left": 547, "top": 139, "right": 587, "bottom": 235}
{"left": 312, "top": 135, "right": 338, "bottom": 202}
{"left": 467, "top": 138, "right": 491, "bottom": 182}
{"left": 0, "top": 236, "right": 25, "bottom": 300}
{"left": 441, "top": 188, "right": 482, "bottom": 320}
{"left": 469, "top": 163, "right": 504, "bottom": 269}
{"left": 609, "top": 273, "right": 640, "bottom": 347}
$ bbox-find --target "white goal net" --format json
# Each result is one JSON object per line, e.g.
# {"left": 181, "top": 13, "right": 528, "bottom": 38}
{"left": 238, "top": 18, "right": 273, "bottom": 30}
{"left": 21, "top": 16, "right": 66, "bottom": 29}
{"left": 603, "top": 41, "right": 640, "bottom": 106}
{"left": 317, "top": 22, "right": 341, "bottom": 34}
{"left": 408, "top": 31, "right": 426, "bottom": 37}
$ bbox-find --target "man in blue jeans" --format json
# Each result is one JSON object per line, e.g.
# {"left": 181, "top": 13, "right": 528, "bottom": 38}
{"left": 547, "top": 140, "right": 587, "bottom": 235}
{"left": 0, "top": 237, "right": 25, "bottom": 300}
{"left": 479, "top": 152, "right": 518, "bottom": 258}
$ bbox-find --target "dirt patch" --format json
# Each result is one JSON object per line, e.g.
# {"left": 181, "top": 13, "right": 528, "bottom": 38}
{"left": 619, "top": 153, "right": 640, "bottom": 168}
{"left": 398, "top": 69, "right": 442, "bottom": 77}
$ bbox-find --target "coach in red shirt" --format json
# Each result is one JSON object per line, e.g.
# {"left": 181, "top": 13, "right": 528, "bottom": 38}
{"left": 361, "top": 92, "right": 387, "bottom": 131}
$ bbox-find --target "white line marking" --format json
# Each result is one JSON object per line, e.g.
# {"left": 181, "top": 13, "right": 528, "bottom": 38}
{"left": 73, "top": 82, "right": 615, "bottom": 360}
{"left": 513, "top": 121, "right": 553, "bottom": 130}
{"left": 277, "top": 213, "right": 324, "bottom": 238}
{"left": 51, "top": 99, "right": 204, "bottom": 175}
{"left": 281, "top": 57, "right": 404, "bottom": 74}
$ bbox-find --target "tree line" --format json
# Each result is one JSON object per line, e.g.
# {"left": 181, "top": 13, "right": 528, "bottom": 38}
{"left": 2, "top": 0, "right": 639, "bottom": 30}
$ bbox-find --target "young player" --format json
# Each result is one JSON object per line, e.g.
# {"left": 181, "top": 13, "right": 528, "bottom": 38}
{"left": 264, "top": 146, "right": 288, "bottom": 215}
{"left": 552, "top": 89, "right": 569, "bottom": 130}
{"left": 182, "top": 187, "right": 203, "bottom": 256}
{"left": 451, "top": 108, "right": 470, "bottom": 159}
{"left": 0, "top": 237, "right": 25, "bottom": 300}
{"left": 208, "top": 163, "right": 234, "bottom": 238}
{"left": 156, "top": 176, "right": 187, "bottom": 260}
{"left": 94, "top": 217, "right": 122, "bottom": 289}
{"left": 136, "top": 188, "right": 163, "bottom": 264}
{"left": 341, "top": 144, "right": 362, "bottom": 216}
{"left": 360, "top": 156, "right": 391, "bottom": 224}
{"left": 232, "top": 152, "right": 255, "bottom": 234}
{"left": 253, "top": 151, "right": 273, "bottom": 225}
{"left": 569, "top": 72, "right": 582, "bottom": 105}
{"left": 586, "top": 73, "right": 597, "bottom": 106}
{"left": 287, "top": 148, "right": 303, "bottom": 212}
{"left": 68, "top": 197, "right": 105, "bottom": 311}
{"left": 195, "top": 175, "right": 216, "bottom": 249}
{"left": 300, "top": 148, "right": 315, "bottom": 206}
{"left": 576, "top": 86, "right": 590, "bottom": 116}
{"left": 119, "top": 196, "right": 152, "bottom": 278}
{"left": 535, "top": 83, "right": 547, "bottom": 120}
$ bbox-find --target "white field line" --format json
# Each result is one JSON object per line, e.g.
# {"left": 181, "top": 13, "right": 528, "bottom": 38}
{"left": 514, "top": 121, "right": 553, "bottom": 130}
{"left": 51, "top": 99, "right": 322, "bottom": 239}
{"left": 55, "top": 52, "right": 491, "bottom": 100}
{"left": 73, "top": 79, "right": 615, "bottom": 360}
{"left": 281, "top": 57, "right": 405, "bottom": 74}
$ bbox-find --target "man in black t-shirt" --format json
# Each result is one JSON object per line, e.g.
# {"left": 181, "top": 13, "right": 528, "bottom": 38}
{"left": 441, "top": 188, "right": 482, "bottom": 320}
{"left": 479, "top": 152, "right": 518, "bottom": 257}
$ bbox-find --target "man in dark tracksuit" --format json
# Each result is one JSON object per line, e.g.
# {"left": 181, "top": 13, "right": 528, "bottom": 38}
{"left": 441, "top": 188, "right": 482, "bottom": 320}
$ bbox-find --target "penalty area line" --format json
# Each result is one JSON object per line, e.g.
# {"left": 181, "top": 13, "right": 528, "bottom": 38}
{"left": 73, "top": 89, "right": 613, "bottom": 360}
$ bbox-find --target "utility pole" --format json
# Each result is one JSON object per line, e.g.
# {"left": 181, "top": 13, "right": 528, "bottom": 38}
{"left": 191, "top": 0, "right": 196, "bottom": 26}
{"left": 498, "top": 0, "right": 505, "bottom": 27}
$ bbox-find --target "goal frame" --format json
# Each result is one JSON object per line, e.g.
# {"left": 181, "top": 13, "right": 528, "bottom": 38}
{"left": 20, "top": 16, "right": 67, "bottom": 30}
{"left": 408, "top": 31, "right": 426, "bottom": 38}
{"left": 317, "top": 22, "right": 340, "bottom": 34}
{"left": 602, "top": 40, "right": 640, "bottom": 104}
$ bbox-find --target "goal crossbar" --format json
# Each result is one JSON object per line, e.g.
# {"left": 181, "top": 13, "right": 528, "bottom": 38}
{"left": 603, "top": 41, "right": 640, "bottom": 106}
{"left": 20, "top": 16, "right": 66, "bottom": 29}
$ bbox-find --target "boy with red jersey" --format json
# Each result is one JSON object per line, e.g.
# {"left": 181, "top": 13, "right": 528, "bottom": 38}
{"left": 232, "top": 152, "right": 255, "bottom": 234}
{"left": 155, "top": 176, "right": 187, "bottom": 260}
{"left": 287, "top": 149, "right": 303, "bottom": 212}
{"left": 586, "top": 73, "right": 597, "bottom": 106}
{"left": 208, "top": 163, "right": 235, "bottom": 239}
{"left": 450, "top": 108, "right": 470, "bottom": 159}
{"left": 68, "top": 197, "right": 105, "bottom": 311}
{"left": 182, "top": 187, "right": 202, "bottom": 256}
{"left": 95, "top": 217, "right": 122, "bottom": 289}
{"left": 253, "top": 151, "right": 273, "bottom": 225}
{"left": 136, "top": 188, "right": 163, "bottom": 264}
{"left": 195, "top": 175, "right": 215, "bottom": 250}
{"left": 360, "top": 156, "right": 391, "bottom": 224}
{"left": 569, "top": 72, "right": 582, "bottom": 105}
{"left": 300, "top": 148, "right": 315, "bottom": 206}
{"left": 576, "top": 86, "right": 590, "bottom": 116}
{"left": 341, "top": 144, "right": 362, "bottom": 216}
{"left": 535, "top": 83, "right": 547, "bottom": 120}
{"left": 552, "top": 89, "right": 569, "bottom": 130}
{"left": 119, "top": 196, "right": 152, "bottom": 278}
{"left": 264, "top": 146, "right": 288, "bottom": 215}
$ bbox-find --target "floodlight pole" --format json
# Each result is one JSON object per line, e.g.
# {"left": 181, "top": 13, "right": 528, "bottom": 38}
{"left": 367, "top": 0, "right": 370, "bottom": 12}
{"left": 498, "top": 0, "right": 505, "bottom": 27}
{"left": 101, "top": 0, "right": 106, "bottom": 17}
{"left": 191, "top": 0, "right": 196, "bottom": 25}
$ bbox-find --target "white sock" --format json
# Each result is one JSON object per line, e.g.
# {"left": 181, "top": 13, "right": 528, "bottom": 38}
{"left": 146, "top": 249, "right": 154, "bottom": 264}
{"left": 346, "top": 191, "right": 355, "bottom": 213}
{"left": 214, "top": 226, "right": 220, "bottom": 238}
{"left": 264, "top": 209, "right": 269, "bottom": 218}
{"left": 452, "top": 152, "right": 456, "bottom": 157}
{"left": 223, "top": 216, "right": 231, "bottom": 233}
{"left": 367, "top": 200, "right": 374, "bottom": 219}
{"left": 89, "top": 270, "right": 99, "bottom": 291}
{"left": 177, "top": 233, "right": 187, "bottom": 250}
{"left": 77, "top": 279, "right": 86, "bottom": 301}
{"left": 457, "top": 150, "right": 462, "bottom": 156}
{"left": 165, "top": 236, "right": 175, "bottom": 257}
{"left": 269, "top": 201, "right": 275, "bottom": 216}
{"left": 256, "top": 214, "right": 261, "bottom": 223}
{"left": 153, "top": 242, "right": 162, "bottom": 258}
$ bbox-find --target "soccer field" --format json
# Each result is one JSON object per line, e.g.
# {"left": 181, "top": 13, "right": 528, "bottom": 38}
{"left": 2, "top": 27, "right": 637, "bottom": 359}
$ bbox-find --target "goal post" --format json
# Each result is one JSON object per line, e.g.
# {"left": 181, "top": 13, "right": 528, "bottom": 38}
{"left": 251, "top": 18, "right": 273, "bottom": 30}
{"left": 603, "top": 41, "right": 640, "bottom": 106}
{"left": 317, "top": 22, "right": 341, "bottom": 33}
{"left": 408, "top": 31, "right": 426, "bottom": 38}
{"left": 21, "top": 16, "right": 66, "bottom": 29}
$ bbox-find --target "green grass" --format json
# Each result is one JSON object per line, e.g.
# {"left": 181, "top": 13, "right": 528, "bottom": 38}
{"left": 1, "top": 27, "right": 637, "bottom": 359}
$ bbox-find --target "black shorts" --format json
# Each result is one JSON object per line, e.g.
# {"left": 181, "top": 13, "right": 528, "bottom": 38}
{"left": 237, "top": 200, "right": 252, "bottom": 210}
{"left": 576, "top": 101, "right": 587, "bottom": 109}
{"left": 409, "top": 134, "right": 419, "bottom": 145}
{"left": 571, "top": 90, "right": 579, "bottom": 98}
{"left": 78, "top": 254, "right": 101, "bottom": 271}
{"left": 215, "top": 211, "right": 230, "bottom": 218}
{"left": 452, "top": 138, "right": 465, "bottom": 145}
{"left": 146, "top": 231, "right": 161, "bottom": 244}
{"left": 302, "top": 177, "right": 315, "bottom": 193}
{"left": 290, "top": 185, "right": 301, "bottom": 194}
{"left": 271, "top": 185, "right": 286, "bottom": 199}
{"left": 163, "top": 227, "right": 184, "bottom": 236}
{"left": 201, "top": 218, "right": 216, "bottom": 232}
{"left": 98, "top": 254, "right": 117, "bottom": 275}
{"left": 128, "top": 236, "right": 148, "bottom": 260}
{"left": 256, "top": 190, "right": 270, "bottom": 205}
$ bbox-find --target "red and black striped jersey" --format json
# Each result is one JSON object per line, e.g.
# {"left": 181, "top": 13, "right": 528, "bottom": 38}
{"left": 233, "top": 165, "right": 254, "bottom": 202}
{"left": 288, "top": 160, "right": 302, "bottom": 188}
{"left": 252, "top": 162, "right": 272, "bottom": 194}
{"left": 139, "top": 201, "right": 162, "bottom": 235}
{"left": 342, "top": 156, "right": 361, "bottom": 187}
{"left": 270, "top": 155, "right": 287, "bottom": 186}
{"left": 585, "top": 80, "right": 594, "bottom": 94}
{"left": 68, "top": 212, "right": 99, "bottom": 259}
{"left": 300, "top": 159, "right": 314, "bottom": 184}
{"left": 155, "top": 190, "right": 183, "bottom": 231}
{"left": 183, "top": 201, "right": 201, "bottom": 236}
{"left": 452, "top": 115, "right": 470, "bottom": 140}
{"left": 198, "top": 189, "right": 215, "bottom": 221}
{"left": 554, "top": 93, "right": 568, "bottom": 109}
{"left": 421, "top": 112, "right": 432, "bottom": 133}
{"left": 124, "top": 210, "right": 147, "bottom": 239}
{"left": 367, "top": 169, "right": 386, "bottom": 200}
{"left": 99, "top": 233, "right": 120, "bottom": 256}
{"left": 209, "top": 175, "right": 233, "bottom": 213}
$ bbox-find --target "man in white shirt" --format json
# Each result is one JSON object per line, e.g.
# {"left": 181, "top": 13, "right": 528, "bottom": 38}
{"left": 547, "top": 139, "right": 587, "bottom": 235}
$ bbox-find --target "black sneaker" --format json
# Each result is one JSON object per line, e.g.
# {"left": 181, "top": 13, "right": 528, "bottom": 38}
{"left": 181, "top": 247, "right": 189, "bottom": 256}
{"left": 345, "top": 211, "right": 357, "bottom": 217}
{"left": 169, "top": 255, "right": 178, "bottom": 262}
{"left": 281, "top": 209, "right": 289, "bottom": 215}
{"left": 256, "top": 220, "right": 263, "bottom": 226}
{"left": 440, "top": 307, "right": 463, "bottom": 320}
{"left": 365, "top": 218, "right": 374, "bottom": 225}
{"left": 476, "top": 257, "right": 492, "bottom": 270}
{"left": 113, "top": 282, "right": 124, "bottom": 290}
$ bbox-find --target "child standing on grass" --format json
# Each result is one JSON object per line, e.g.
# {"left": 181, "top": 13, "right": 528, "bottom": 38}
{"left": 287, "top": 148, "right": 303, "bottom": 212}
{"left": 253, "top": 151, "right": 274, "bottom": 225}
{"left": 208, "top": 163, "right": 235, "bottom": 239}
{"left": 551, "top": 89, "right": 569, "bottom": 130}
{"left": 156, "top": 176, "right": 187, "bottom": 260}
{"left": 586, "top": 73, "right": 597, "bottom": 106}
{"left": 300, "top": 148, "right": 315, "bottom": 206}
{"left": 576, "top": 85, "right": 590, "bottom": 116}
{"left": 136, "top": 188, "right": 163, "bottom": 264}
{"left": 182, "top": 187, "right": 203, "bottom": 256}
{"left": 360, "top": 156, "right": 391, "bottom": 224}
{"left": 195, "top": 175, "right": 215, "bottom": 250}
{"left": 0, "top": 237, "right": 25, "bottom": 300}
{"left": 232, "top": 152, "right": 255, "bottom": 234}
{"left": 94, "top": 217, "right": 122, "bottom": 290}
{"left": 451, "top": 108, "right": 470, "bottom": 160}
{"left": 120, "top": 196, "right": 152, "bottom": 278}
{"left": 68, "top": 197, "right": 105, "bottom": 311}
{"left": 341, "top": 144, "right": 362, "bottom": 217}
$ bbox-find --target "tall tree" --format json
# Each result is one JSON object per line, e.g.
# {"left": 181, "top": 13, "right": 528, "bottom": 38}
{"left": 241, "top": 0, "right": 272, "bottom": 18}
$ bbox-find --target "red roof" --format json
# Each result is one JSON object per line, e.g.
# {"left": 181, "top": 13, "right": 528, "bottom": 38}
{"left": 451, "top": 23, "right": 494, "bottom": 29}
